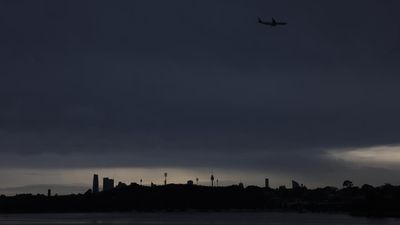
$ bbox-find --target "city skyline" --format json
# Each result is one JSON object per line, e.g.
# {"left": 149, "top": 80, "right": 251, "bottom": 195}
{"left": 0, "top": 169, "right": 367, "bottom": 196}
{"left": 0, "top": 168, "right": 392, "bottom": 196}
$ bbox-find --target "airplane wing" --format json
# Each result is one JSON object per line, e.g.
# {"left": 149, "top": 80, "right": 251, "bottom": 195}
{"left": 276, "top": 22, "right": 287, "bottom": 25}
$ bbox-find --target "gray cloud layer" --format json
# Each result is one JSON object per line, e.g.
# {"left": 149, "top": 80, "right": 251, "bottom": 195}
{"left": 1, "top": 0, "right": 400, "bottom": 185}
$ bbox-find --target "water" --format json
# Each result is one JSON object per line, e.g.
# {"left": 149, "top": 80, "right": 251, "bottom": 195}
{"left": 0, "top": 212, "right": 399, "bottom": 225}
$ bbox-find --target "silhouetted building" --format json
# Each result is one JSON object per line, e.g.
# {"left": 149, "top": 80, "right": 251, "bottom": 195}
{"left": 265, "top": 178, "right": 269, "bottom": 188}
{"left": 164, "top": 172, "right": 167, "bottom": 185}
{"left": 292, "top": 180, "right": 300, "bottom": 189}
{"left": 187, "top": 180, "right": 194, "bottom": 185}
{"left": 211, "top": 174, "right": 214, "bottom": 187}
{"left": 103, "top": 177, "right": 114, "bottom": 191}
{"left": 93, "top": 174, "right": 99, "bottom": 194}
{"left": 278, "top": 185, "right": 287, "bottom": 190}
{"left": 47, "top": 189, "right": 51, "bottom": 197}
{"left": 116, "top": 182, "right": 127, "bottom": 189}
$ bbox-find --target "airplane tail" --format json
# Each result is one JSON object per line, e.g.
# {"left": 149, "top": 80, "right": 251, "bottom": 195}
{"left": 258, "top": 17, "right": 262, "bottom": 23}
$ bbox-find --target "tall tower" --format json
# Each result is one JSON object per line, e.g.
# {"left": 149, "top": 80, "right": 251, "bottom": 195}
{"left": 265, "top": 178, "right": 269, "bottom": 188}
{"left": 211, "top": 174, "right": 214, "bottom": 187}
{"left": 164, "top": 172, "right": 168, "bottom": 185}
{"left": 93, "top": 174, "right": 99, "bottom": 194}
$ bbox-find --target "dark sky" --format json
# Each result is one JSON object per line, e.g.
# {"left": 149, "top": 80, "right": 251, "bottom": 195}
{"left": 1, "top": 0, "right": 400, "bottom": 190}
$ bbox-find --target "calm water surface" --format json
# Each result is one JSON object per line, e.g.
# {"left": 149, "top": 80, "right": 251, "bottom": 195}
{"left": 0, "top": 212, "right": 399, "bottom": 225}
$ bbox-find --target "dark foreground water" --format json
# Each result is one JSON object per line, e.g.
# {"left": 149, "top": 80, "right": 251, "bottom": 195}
{"left": 0, "top": 212, "right": 400, "bottom": 225}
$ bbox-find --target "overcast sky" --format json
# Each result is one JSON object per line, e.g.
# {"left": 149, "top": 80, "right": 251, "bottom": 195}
{"left": 1, "top": 0, "right": 400, "bottom": 194}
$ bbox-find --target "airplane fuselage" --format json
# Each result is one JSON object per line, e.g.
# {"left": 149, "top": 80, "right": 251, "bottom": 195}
{"left": 258, "top": 17, "right": 287, "bottom": 27}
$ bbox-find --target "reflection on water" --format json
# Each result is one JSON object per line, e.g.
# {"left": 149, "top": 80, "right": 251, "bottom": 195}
{"left": 0, "top": 212, "right": 399, "bottom": 225}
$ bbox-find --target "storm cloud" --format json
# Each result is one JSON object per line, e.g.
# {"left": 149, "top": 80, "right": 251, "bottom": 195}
{"left": 1, "top": 0, "right": 400, "bottom": 189}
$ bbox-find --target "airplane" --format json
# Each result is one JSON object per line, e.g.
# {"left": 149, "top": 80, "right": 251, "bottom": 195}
{"left": 258, "top": 17, "right": 287, "bottom": 27}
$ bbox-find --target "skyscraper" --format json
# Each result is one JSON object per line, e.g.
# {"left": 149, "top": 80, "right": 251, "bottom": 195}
{"left": 93, "top": 174, "right": 99, "bottom": 194}
{"left": 265, "top": 178, "right": 269, "bottom": 188}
